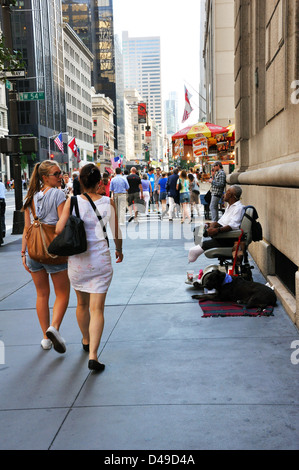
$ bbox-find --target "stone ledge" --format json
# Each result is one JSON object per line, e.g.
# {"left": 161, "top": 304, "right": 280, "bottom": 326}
{"left": 226, "top": 161, "right": 299, "bottom": 187}
{"left": 267, "top": 275, "right": 297, "bottom": 326}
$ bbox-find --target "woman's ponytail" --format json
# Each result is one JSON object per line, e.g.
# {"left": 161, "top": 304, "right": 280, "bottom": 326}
{"left": 22, "top": 162, "right": 42, "bottom": 210}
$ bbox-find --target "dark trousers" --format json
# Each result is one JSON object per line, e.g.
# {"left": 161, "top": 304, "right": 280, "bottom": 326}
{"left": 202, "top": 236, "right": 236, "bottom": 251}
{"left": 0, "top": 199, "right": 5, "bottom": 244}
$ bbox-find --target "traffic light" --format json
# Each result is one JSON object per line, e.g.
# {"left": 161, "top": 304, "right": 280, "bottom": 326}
{"left": 0, "top": 137, "right": 15, "bottom": 154}
{"left": 50, "top": 154, "right": 54, "bottom": 160}
{"left": 0, "top": 136, "right": 38, "bottom": 154}
{"left": 20, "top": 137, "right": 38, "bottom": 153}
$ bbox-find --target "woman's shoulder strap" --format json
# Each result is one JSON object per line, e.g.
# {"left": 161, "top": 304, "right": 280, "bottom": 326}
{"left": 70, "top": 195, "right": 80, "bottom": 217}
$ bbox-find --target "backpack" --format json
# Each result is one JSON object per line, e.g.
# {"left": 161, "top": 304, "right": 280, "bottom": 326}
{"left": 244, "top": 206, "right": 263, "bottom": 242}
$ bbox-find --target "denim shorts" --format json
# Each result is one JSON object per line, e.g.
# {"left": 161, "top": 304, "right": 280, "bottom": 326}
{"left": 26, "top": 255, "right": 68, "bottom": 274}
{"left": 180, "top": 192, "right": 190, "bottom": 203}
{"left": 159, "top": 191, "right": 167, "bottom": 201}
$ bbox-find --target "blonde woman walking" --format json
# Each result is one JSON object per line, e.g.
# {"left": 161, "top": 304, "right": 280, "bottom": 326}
{"left": 21, "top": 160, "right": 70, "bottom": 353}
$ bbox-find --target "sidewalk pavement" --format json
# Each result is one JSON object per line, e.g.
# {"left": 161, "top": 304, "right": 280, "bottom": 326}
{"left": 0, "top": 212, "right": 299, "bottom": 451}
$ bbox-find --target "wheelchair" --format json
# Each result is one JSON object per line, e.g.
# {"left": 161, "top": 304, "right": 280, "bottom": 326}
{"left": 193, "top": 206, "right": 256, "bottom": 287}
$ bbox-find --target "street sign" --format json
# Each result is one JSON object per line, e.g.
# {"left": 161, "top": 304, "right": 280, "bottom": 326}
{"left": 5, "top": 80, "right": 13, "bottom": 90}
{"left": 18, "top": 91, "right": 45, "bottom": 101}
{"left": 0, "top": 69, "right": 25, "bottom": 78}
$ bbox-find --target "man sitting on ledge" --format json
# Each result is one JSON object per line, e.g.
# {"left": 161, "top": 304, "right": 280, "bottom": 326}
{"left": 189, "top": 185, "right": 245, "bottom": 263}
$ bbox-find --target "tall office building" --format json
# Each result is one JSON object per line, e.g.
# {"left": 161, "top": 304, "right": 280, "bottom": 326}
{"left": 122, "top": 31, "right": 163, "bottom": 133}
{"left": 0, "top": 0, "right": 67, "bottom": 167}
{"left": 164, "top": 92, "right": 179, "bottom": 137}
{"left": 199, "top": 0, "right": 206, "bottom": 121}
{"left": 62, "top": 0, "right": 118, "bottom": 148}
{"left": 63, "top": 23, "right": 94, "bottom": 169}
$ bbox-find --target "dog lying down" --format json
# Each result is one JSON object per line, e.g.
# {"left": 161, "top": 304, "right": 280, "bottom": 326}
{"left": 192, "top": 270, "right": 277, "bottom": 310}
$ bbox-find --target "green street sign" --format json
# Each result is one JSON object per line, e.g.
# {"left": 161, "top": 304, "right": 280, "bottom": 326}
{"left": 5, "top": 80, "right": 13, "bottom": 90}
{"left": 18, "top": 91, "right": 45, "bottom": 101}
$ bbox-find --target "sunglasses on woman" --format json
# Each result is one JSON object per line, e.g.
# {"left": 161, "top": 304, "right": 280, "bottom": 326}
{"left": 48, "top": 171, "right": 62, "bottom": 177}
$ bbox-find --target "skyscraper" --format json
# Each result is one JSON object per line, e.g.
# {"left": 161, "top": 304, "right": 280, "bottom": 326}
{"left": 165, "top": 92, "right": 179, "bottom": 137}
{"left": 62, "top": 0, "right": 118, "bottom": 148}
{"left": 0, "top": 0, "right": 67, "bottom": 166}
{"left": 122, "top": 31, "right": 163, "bottom": 133}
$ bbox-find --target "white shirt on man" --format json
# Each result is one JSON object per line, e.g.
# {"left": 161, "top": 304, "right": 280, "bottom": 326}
{"left": 218, "top": 200, "right": 245, "bottom": 231}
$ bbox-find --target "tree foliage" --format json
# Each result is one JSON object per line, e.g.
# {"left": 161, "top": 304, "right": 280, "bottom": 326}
{"left": 0, "top": 1, "right": 25, "bottom": 76}
{"left": 0, "top": 34, "right": 25, "bottom": 74}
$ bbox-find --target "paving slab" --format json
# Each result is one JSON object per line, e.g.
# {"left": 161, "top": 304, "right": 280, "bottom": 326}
{"left": 50, "top": 404, "right": 299, "bottom": 450}
{"left": 0, "top": 216, "right": 299, "bottom": 451}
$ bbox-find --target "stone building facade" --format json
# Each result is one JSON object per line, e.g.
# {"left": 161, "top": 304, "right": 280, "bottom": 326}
{"left": 228, "top": 0, "right": 299, "bottom": 325}
{"left": 204, "top": 0, "right": 235, "bottom": 126}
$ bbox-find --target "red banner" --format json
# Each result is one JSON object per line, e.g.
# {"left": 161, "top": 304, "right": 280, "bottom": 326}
{"left": 138, "top": 103, "right": 147, "bottom": 123}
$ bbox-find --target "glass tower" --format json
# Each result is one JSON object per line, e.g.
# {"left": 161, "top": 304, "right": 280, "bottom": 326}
{"left": 0, "top": 0, "right": 67, "bottom": 165}
{"left": 62, "top": 0, "right": 118, "bottom": 148}
{"left": 122, "top": 31, "right": 162, "bottom": 133}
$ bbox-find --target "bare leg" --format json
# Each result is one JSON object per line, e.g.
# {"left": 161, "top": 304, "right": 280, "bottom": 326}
{"left": 50, "top": 269, "right": 70, "bottom": 331}
{"left": 89, "top": 292, "right": 107, "bottom": 361}
{"left": 185, "top": 203, "right": 191, "bottom": 222}
{"left": 75, "top": 290, "right": 90, "bottom": 346}
{"left": 31, "top": 269, "right": 50, "bottom": 338}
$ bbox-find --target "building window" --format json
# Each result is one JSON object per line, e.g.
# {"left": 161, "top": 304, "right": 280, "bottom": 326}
{"left": 265, "top": 0, "right": 284, "bottom": 68}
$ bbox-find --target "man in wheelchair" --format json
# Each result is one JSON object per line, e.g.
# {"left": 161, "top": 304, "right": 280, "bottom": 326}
{"left": 189, "top": 185, "right": 245, "bottom": 263}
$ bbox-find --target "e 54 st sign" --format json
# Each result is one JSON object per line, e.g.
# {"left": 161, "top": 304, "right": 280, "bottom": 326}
{"left": 18, "top": 91, "right": 45, "bottom": 101}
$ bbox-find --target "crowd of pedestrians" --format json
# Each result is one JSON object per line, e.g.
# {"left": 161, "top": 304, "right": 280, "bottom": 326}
{"left": 108, "top": 165, "right": 209, "bottom": 224}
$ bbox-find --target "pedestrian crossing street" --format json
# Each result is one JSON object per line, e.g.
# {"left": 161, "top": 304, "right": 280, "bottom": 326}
{"left": 125, "top": 206, "right": 206, "bottom": 224}
{"left": 3, "top": 190, "right": 208, "bottom": 235}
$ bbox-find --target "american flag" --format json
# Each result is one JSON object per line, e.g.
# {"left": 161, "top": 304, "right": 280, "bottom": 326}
{"left": 54, "top": 133, "right": 64, "bottom": 152}
{"left": 111, "top": 155, "right": 123, "bottom": 169}
{"left": 182, "top": 86, "right": 193, "bottom": 123}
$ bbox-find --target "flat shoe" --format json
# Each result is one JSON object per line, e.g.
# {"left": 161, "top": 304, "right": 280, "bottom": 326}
{"left": 46, "top": 326, "right": 66, "bottom": 354}
{"left": 88, "top": 360, "right": 105, "bottom": 372}
{"left": 41, "top": 338, "right": 52, "bottom": 350}
{"left": 82, "top": 340, "right": 89, "bottom": 352}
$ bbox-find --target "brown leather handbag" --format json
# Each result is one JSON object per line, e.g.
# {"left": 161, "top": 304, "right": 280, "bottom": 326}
{"left": 26, "top": 202, "right": 67, "bottom": 265}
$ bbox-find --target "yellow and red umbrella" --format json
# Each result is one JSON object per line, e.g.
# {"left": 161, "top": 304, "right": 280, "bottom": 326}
{"left": 172, "top": 122, "right": 228, "bottom": 142}
{"left": 224, "top": 124, "right": 235, "bottom": 140}
{"left": 171, "top": 126, "right": 193, "bottom": 141}
{"left": 187, "top": 122, "right": 228, "bottom": 139}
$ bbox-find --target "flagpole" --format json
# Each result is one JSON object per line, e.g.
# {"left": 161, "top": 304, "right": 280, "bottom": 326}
{"left": 184, "top": 79, "right": 207, "bottom": 121}
{"left": 48, "top": 134, "right": 58, "bottom": 159}
{"left": 48, "top": 132, "right": 69, "bottom": 168}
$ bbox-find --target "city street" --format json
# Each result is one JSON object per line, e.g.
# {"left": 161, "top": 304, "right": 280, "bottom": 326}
{"left": 0, "top": 198, "right": 299, "bottom": 451}
{"left": 0, "top": 0, "right": 298, "bottom": 453}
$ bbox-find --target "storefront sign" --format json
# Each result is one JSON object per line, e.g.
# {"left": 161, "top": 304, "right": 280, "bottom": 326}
{"left": 193, "top": 135, "right": 208, "bottom": 157}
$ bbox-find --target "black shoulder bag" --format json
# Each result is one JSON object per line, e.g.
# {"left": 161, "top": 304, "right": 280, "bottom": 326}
{"left": 84, "top": 193, "right": 110, "bottom": 247}
{"left": 48, "top": 196, "right": 87, "bottom": 256}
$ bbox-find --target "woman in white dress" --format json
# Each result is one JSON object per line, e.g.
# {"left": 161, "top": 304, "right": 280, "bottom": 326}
{"left": 56, "top": 164, "right": 123, "bottom": 372}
